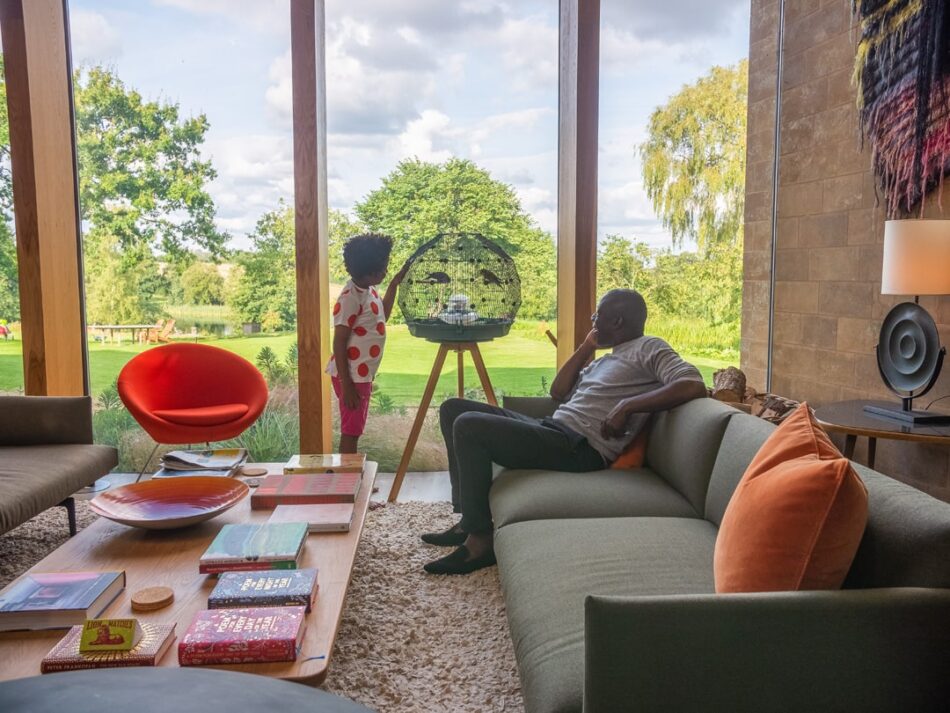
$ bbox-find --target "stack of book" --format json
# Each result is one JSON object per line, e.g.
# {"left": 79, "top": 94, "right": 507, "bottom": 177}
{"left": 153, "top": 448, "right": 248, "bottom": 478}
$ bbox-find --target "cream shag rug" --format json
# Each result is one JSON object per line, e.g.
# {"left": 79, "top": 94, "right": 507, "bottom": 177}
{"left": 0, "top": 500, "right": 524, "bottom": 713}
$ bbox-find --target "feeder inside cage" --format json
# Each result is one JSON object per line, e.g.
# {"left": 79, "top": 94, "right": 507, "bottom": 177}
{"left": 398, "top": 233, "right": 522, "bottom": 342}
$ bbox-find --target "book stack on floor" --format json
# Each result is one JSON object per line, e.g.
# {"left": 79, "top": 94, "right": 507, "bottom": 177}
{"left": 152, "top": 448, "right": 248, "bottom": 478}
{"left": 0, "top": 453, "right": 366, "bottom": 672}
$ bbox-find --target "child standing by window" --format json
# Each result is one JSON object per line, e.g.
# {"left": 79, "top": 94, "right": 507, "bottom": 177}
{"left": 327, "top": 234, "right": 408, "bottom": 453}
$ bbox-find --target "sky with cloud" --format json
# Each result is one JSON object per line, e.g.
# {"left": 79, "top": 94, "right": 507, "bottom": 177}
{"left": 68, "top": 0, "right": 750, "bottom": 251}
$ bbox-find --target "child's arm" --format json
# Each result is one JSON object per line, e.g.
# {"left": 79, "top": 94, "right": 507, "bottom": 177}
{"left": 332, "top": 325, "right": 360, "bottom": 409}
{"left": 382, "top": 260, "right": 411, "bottom": 320}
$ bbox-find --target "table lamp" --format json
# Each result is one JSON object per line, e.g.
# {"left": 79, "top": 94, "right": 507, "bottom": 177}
{"left": 864, "top": 219, "right": 950, "bottom": 424}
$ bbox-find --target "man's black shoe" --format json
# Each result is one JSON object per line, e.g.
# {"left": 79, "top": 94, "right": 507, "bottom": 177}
{"left": 423, "top": 546, "right": 496, "bottom": 575}
{"left": 420, "top": 524, "right": 466, "bottom": 547}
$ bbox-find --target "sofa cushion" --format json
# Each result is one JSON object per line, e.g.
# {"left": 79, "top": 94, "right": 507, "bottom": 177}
{"left": 496, "top": 517, "right": 717, "bottom": 713}
{"left": 645, "top": 398, "right": 733, "bottom": 513}
{"left": 704, "top": 412, "right": 775, "bottom": 526}
{"left": 0, "top": 445, "right": 118, "bottom": 535}
{"left": 490, "top": 467, "right": 697, "bottom": 529}
{"left": 846, "top": 463, "right": 950, "bottom": 589}
{"left": 715, "top": 404, "right": 868, "bottom": 592}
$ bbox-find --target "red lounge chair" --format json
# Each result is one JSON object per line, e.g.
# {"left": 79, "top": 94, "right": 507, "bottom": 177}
{"left": 118, "top": 343, "right": 268, "bottom": 447}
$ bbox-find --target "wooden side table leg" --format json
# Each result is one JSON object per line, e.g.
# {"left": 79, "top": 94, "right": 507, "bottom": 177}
{"left": 867, "top": 437, "right": 877, "bottom": 470}
{"left": 389, "top": 344, "right": 450, "bottom": 502}
{"left": 469, "top": 343, "right": 498, "bottom": 406}
{"left": 844, "top": 434, "right": 857, "bottom": 460}
{"left": 457, "top": 347, "right": 464, "bottom": 398}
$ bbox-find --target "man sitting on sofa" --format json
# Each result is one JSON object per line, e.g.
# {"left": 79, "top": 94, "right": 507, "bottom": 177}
{"left": 423, "top": 288, "right": 708, "bottom": 574}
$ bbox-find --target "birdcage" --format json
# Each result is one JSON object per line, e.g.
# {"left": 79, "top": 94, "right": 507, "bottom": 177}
{"left": 398, "top": 233, "right": 522, "bottom": 342}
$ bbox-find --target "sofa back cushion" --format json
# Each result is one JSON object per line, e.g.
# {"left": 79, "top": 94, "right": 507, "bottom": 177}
{"left": 845, "top": 463, "right": 950, "bottom": 589}
{"left": 705, "top": 412, "right": 775, "bottom": 526}
{"left": 645, "top": 398, "right": 734, "bottom": 514}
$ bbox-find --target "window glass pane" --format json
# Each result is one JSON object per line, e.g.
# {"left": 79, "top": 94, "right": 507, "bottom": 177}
{"left": 0, "top": 38, "right": 22, "bottom": 394}
{"left": 325, "top": 0, "right": 559, "bottom": 471}
{"left": 70, "top": 0, "right": 297, "bottom": 472}
{"left": 598, "top": 0, "right": 749, "bottom": 382}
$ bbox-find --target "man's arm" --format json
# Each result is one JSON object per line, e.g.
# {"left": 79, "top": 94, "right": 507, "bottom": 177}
{"left": 550, "top": 329, "right": 599, "bottom": 403}
{"left": 601, "top": 377, "right": 706, "bottom": 439}
{"left": 332, "top": 325, "right": 360, "bottom": 409}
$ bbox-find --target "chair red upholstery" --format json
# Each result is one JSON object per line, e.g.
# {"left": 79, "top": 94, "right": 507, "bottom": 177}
{"left": 118, "top": 343, "right": 268, "bottom": 444}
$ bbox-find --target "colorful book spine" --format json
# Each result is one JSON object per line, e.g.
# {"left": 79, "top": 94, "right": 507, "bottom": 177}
{"left": 178, "top": 606, "right": 306, "bottom": 665}
{"left": 198, "top": 559, "right": 299, "bottom": 575}
{"left": 208, "top": 570, "right": 318, "bottom": 612}
{"left": 250, "top": 473, "right": 361, "bottom": 510}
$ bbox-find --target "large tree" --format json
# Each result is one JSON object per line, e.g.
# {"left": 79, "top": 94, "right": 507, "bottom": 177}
{"left": 355, "top": 158, "right": 556, "bottom": 320}
{"left": 640, "top": 60, "right": 748, "bottom": 252}
{"left": 74, "top": 67, "right": 226, "bottom": 323}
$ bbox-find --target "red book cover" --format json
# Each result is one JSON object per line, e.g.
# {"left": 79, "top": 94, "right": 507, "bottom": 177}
{"left": 250, "top": 472, "right": 361, "bottom": 509}
{"left": 178, "top": 606, "right": 306, "bottom": 665}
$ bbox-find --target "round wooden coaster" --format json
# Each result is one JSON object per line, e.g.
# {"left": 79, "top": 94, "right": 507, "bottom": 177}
{"left": 239, "top": 466, "right": 268, "bottom": 477}
{"left": 131, "top": 586, "right": 174, "bottom": 612}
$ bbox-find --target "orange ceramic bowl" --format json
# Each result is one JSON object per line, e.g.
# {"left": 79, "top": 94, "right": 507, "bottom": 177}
{"left": 89, "top": 477, "right": 249, "bottom": 530}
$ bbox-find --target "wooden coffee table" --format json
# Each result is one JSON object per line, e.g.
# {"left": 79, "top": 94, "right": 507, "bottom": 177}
{"left": 0, "top": 461, "right": 376, "bottom": 685}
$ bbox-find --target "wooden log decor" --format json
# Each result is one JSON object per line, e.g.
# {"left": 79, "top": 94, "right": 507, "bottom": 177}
{"left": 712, "top": 366, "right": 747, "bottom": 404}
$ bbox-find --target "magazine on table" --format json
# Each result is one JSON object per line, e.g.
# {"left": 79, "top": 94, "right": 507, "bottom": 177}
{"left": 158, "top": 448, "right": 247, "bottom": 473}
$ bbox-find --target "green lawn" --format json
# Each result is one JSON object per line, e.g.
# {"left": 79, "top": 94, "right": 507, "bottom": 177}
{"left": 0, "top": 326, "right": 733, "bottom": 403}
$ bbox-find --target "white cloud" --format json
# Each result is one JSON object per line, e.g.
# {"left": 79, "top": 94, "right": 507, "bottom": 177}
{"left": 69, "top": 10, "right": 122, "bottom": 65}
{"left": 491, "top": 16, "right": 558, "bottom": 92}
{"left": 602, "top": 0, "right": 747, "bottom": 40}
{"left": 151, "top": 0, "right": 289, "bottom": 36}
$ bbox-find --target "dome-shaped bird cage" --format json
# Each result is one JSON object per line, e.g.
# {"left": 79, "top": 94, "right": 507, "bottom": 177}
{"left": 398, "top": 233, "right": 521, "bottom": 342}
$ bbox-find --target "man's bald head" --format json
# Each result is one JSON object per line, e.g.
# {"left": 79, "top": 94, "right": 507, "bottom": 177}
{"left": 593, "top": 289, "right": 648, "bottom": 346}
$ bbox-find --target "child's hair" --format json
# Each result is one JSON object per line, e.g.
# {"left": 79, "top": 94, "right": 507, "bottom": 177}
{"left": 342, "top": 233, "right": 394, "bottom": 279}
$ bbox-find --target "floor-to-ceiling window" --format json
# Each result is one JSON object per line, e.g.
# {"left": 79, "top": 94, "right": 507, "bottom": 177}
{"left": 597, "top": 0, "right": 749, "bottom": 382}
{"left": 0, "top": 32, "right": 22, "bottom": 394}
{"left": 70, "top": 0, "right": 299, "bottom": 471}
{"left": 324, "top": 0, "right": 559, "bottom": 471}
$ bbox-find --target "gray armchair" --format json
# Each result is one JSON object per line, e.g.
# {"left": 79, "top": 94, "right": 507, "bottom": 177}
{"left": 0, "top": 396, "right": 118, "bottom": 535}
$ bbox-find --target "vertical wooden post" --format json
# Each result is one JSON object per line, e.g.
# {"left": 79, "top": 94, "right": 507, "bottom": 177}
{"left": 0, "top": 0, "right": 86, "bottom": 396}
{"left": 556, "top": 0, "right": 600, "bottom": 368}
{"left": 291, "top": 0, "right": 332, "bottom": 452}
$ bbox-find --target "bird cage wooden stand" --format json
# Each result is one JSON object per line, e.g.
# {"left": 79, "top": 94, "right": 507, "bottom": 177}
{"left": 387, "top": 342, "right": 497, "bottom": 502}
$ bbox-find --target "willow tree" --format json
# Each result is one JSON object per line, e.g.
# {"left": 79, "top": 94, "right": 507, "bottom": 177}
{"left": 640, "top": 60, "right": 748, "bottom": 252}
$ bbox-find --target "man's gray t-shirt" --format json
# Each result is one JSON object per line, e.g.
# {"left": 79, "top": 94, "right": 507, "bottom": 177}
{"left": 551, "top": 336, "right": 704, "bottom": 462}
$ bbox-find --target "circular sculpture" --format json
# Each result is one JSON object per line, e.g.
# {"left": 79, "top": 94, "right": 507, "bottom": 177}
{"left": 876, "top": 301, "right": 945, "bottom": 396}
{"left": 398, "top": 233, "right": 522, "bottom": 342}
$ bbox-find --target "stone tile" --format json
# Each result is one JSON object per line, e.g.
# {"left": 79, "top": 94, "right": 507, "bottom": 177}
{"left": 804, "top": 31, "right": 857, "bottom": 80}
{"left": 813, "top": 103, "right": 856, "bottom": 146}
{"left": 745, "top": 220, "right": 773, "bottom": 253}
{"left": 837, "top": 317, "right": 877, "bottom": 354}
{"left": 776, "top": 280, "right": 820, "bottom": 313}
{"left": 818, "top": 281, "right": 873, "bottom": 317}
{"left": 747, "top": 96, "right": 777, "bottom": 134}
{"left": 778, "top": 181, "right": 822, "bottom": 217}
{"left": 798, "top": 212, "right": 847, "bottom": 247}
{"left": 773, "top": 311, "right": 804, "bottom": 345}
{"left": 809, "top": 246, "right": 863, "bottom": 281}
{"left": 775, "top": 248, "right": 810, "bottom": 281}
{"left": 847, "top": 207, "right": 877, "bottom": 245}
{"left": 773, "top": 343, "right": 820, "bottom": 377}
{"left": 751, "top": 1, "right": 781, "bottom": 45}
{"left": 785, "top": 0, "right": 821, "bottom": 24}
{"left": 800, "top": 315, "right": 838, "bottom": 349}
{"left": 858, "top": 245, "right": 883, "bottom": 283}
{"left": 821, "top": 172, "right": 866, "bottom": 212}
{"left": 817, "top": 348, "right": 856, "bottom": 386}
{"left": 781, "top": 114, "right": 818, "bottom": 154}
{"left": 748, "top": 127, "right": 777, "bottom": 164}
{"left": 744, "top": 187, "right": 773, "bottom": 223}
{"left": 776, "top": 216, "right": 799, "bottom": 248}
{"left": 744, "top": 249, "right": 772, "bottom": 281}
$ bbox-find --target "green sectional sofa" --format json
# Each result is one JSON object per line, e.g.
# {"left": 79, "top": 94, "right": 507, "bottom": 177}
{"left": 494, "top": 397, "right": 950, "bottom": 713}
{"left": 0, "top": 396, "right": 118, "bottom": 536}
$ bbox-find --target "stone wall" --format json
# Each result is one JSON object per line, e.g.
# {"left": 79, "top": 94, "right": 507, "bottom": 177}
{"left": 740, "top": 0, "right": 950, "bottom": 501}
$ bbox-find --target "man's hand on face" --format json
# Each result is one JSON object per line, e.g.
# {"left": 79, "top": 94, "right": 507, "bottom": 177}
{"left": 583, "top": 328, "right": 600, "bottom": 350}
{"left": 601, "top": 403, "right": 630, "bottom": 440}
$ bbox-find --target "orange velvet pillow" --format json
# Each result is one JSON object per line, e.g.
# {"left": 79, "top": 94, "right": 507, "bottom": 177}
{"left": 714, "top": 402, "right": 868, "bottom": 593}
{"left": 611, "top": 425, "right": 650, "bottom": 469}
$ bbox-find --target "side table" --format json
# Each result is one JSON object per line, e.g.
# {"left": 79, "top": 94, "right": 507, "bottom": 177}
{"left": 0, "top": 668, "right": 376, "bottom": 712}
{"left": 814, "top": 400, "right": 950, "bottom": 469}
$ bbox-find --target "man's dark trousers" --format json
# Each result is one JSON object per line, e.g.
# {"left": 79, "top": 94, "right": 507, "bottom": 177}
{"left": 439, "top": 398, "right": 605, "bottom": 534}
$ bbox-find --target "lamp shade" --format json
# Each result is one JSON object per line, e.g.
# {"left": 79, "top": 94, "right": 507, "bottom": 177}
{"left": 881, "top": 220, "right": 950, "bottom": 295}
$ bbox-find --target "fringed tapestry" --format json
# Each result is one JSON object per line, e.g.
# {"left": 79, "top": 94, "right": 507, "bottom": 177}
{"left": 853, "top": 0, "right": 950, "bottom": 216}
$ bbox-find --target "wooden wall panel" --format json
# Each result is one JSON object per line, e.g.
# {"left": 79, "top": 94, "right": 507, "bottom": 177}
{"left": 557, "top": 0, "right": 599, "bottom": 367}
{"left": 291, "top": 0, "right": 332, "bottom": 452}
{"left": 0, "top": 0, "right": 86, "bottom": 396}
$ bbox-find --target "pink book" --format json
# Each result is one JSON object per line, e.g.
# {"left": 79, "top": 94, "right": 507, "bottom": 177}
{"left": 178, "top": 606, "right": 306, "bottom": 665}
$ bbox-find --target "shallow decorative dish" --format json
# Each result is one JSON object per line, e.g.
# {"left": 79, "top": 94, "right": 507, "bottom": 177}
{"left": 89, "top": 477, "right": 249, "bottom": 530}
